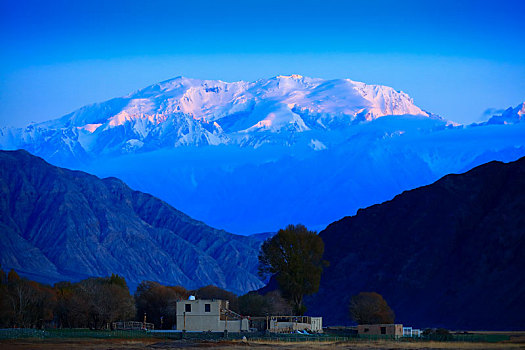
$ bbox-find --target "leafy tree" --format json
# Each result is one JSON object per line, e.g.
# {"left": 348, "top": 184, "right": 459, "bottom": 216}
{"left": 0, "top": 271, "right": 134, "bottom": 329}
{"left": 349, "top": 292, "right": 395, "bottom": 324}
{"left": 135, "top": 281, "right": 188, "bottom": 329}
{"left": 239, "top": 293, "right": 269, "bottom": 316}
{"left": 239, "top": 290, "right": 292, "bottom": 316}
{"left": 7, "top": 269, "right": 20, "bottom": 283}
{"left": 0, "top": 267, "right": 6, "bottom": 284}
{"left": 75, "top": 275, "right": 135, "bottom": 329}
{"left": 169, "top": 285, "right": 190, "bottom": 299}
{"left": 193, "top": 285, "right": 239, "bottom": 313}
{"left": 258, "top": 224, "right": 327, "bottom": 315}
{"left": 108, "top": 273, "right": 128, "bottom": 289}
{"left": 54, "top": 282, "right": 78, "bottom": 328}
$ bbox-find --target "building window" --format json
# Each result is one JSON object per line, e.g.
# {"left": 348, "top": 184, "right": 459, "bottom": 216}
{"left": 185, "top": 304, "right": 191, "bottom": 312}
{"left": 380, "top": 327, "right": 386, "bottom": 335}
{"left": 205, "top": 304, "right": 211, "bottom": 312}
{"left": 364, "top": 328, "right": 369, "bottom": 333}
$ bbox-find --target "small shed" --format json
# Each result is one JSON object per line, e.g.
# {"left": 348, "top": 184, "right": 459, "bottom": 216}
{"left": 358, "top": 324, "right": 403, "bottom": 338}
{"left": 403, "top": 326, "right": 422, "bottom": 337}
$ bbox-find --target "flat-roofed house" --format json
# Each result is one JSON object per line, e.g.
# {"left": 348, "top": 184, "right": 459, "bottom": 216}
{"left": 175, "top": 298, "right": 249, "bottom": 332}
{"left": 358, "top": 324, "right": 403, "bottom": 338}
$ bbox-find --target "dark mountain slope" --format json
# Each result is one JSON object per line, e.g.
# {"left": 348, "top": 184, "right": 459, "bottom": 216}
{"left": 0, "top": 150, "right": 264, "bottom": 294}
{"left": 307, "top": 156, "right": 525, "bottom": 330}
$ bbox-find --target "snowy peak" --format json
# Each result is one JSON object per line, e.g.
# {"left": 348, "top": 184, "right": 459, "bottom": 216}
{"left": 59, "top": 75, "right": 431, "bottom": 131}
{"left": 0, "top": 75, "right": 440, "bottom": 159}
{"left": 276, "top": 74, "right": 304, "bottom": 79}
{"left": 487, "top": 102, "right": 525, "bottom": 125}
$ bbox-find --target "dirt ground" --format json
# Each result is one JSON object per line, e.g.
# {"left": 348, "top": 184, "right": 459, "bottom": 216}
{"left": 1, "top": 338, "right": 525, "bottom": 350}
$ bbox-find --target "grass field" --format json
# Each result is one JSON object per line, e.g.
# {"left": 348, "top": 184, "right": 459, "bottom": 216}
{"left": 1, "top": 336, "right": 525, "bottom": 350}
{"left": 1, "top": 330, "right": 524, "bottom": 349}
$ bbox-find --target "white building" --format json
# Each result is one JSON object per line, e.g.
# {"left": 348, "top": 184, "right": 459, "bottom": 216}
{"left": 403, "top": 326, "right": 422, "bottom": 337}
{"left": 268, "top": 315, "right": 323, "bottom": 333}
{"left": 175, "top": 298, "right": 249, "bottom": 332}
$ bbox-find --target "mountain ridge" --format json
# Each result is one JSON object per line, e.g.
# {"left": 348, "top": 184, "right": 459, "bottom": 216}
{"left": 0, "top": 149, "right": 265, "bottom": 294}
{"left": 306, "top": 156, "right": 525, "bottom": 330}
{"left": 0, "top": 75, "right": 523, "bottom": 234}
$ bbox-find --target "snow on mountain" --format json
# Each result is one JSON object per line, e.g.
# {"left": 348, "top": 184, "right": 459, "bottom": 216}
{"left": 487, "top": 102, "right": 525, "bottom": 125}
{"left": 0, "top": 75, "right": 435, "bottom": 159}
{"left": 99, "top": 74, "right": 430, "bottom": 130}
{"left": 0, "top": 75, "right": 523, "bottom": 234}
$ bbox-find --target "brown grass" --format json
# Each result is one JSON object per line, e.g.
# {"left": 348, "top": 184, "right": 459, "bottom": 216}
{"left": 1, "top": 337, "right": 524, "bottom": 350}
{"left": 247, "top": 339, "right": 525, "bottom": 349}
{"left": 0, "top": 338, "right": 157, "bottom": 350}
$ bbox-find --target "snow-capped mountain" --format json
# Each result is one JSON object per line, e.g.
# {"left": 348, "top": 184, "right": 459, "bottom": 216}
{"left": 487, "top": 102, "right": 525, "bottom": 125}
{"left": 0, "top": 75, "right": 435, "bottom": 160}
{"left": 1, "top": 75, "right": 524, "bottom": 234}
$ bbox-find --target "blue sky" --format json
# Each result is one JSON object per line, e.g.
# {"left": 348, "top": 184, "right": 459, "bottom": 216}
{"left": 1, "top": 0, "right": 524, "bottom": 126}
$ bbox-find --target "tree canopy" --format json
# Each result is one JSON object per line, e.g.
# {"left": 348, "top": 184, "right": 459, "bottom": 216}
{"left": 0, "top": 265, "right": 253, "bottom": 330}
{"left": 0, "top": 269, "right": 56, "bottom": 328}
{"left": 135, "top": 281, "right": 189, "bottom": 329}
{"left": 258, "top": 224, "right": 327, "bottom": 315}
{"left": 1, "top": 264, "right": 301, "bottom": 329}
{"left": 194, "top": 285, "right": 239, "bottom": 313}
{"left": 238, "top": 290, "right": 292, "bottom": 317}
{"left": 349, "top": 292, "right": 395, "bottom": 325}
{"left": 65, "top": 275, "right": 136, "bottom": 329}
